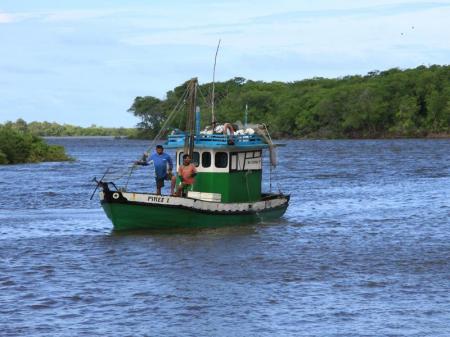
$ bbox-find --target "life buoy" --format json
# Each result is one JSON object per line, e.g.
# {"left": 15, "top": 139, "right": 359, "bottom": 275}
{"left": 223, "top": 123, "right": 234, "bottom": 144}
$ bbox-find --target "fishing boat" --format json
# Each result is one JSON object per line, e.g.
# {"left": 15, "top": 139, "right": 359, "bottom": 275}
{"left": 94, "top": 78, "right": 289, "bottom": 230}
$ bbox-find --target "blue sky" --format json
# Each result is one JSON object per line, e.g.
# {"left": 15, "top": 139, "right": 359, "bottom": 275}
{"left": 1, "top": 0, "right": 449, "bottom": 127}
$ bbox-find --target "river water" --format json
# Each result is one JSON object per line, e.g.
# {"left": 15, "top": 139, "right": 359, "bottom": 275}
{"left": 0, "top": 138, "right": 449, "bottom": 336}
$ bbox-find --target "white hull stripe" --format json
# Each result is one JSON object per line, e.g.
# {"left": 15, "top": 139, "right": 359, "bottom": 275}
{"left": 100, "top": 192, "right": 288, "bottom": 212}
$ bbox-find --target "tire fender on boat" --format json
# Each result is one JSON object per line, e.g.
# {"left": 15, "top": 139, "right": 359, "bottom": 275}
{"left": 223, "top": 123, "right": 234, "bottom": 144}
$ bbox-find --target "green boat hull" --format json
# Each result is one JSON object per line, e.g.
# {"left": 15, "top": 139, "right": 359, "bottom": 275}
{"left": 102, "top": 202, "right": 288, "bottom": 230}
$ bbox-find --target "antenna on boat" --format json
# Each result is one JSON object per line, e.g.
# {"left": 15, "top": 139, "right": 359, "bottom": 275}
{"left": 244, "top": 104, "right": 248, "bottom": 128}
{"left": 184, "top": 78, "right": 198, "bottom": 157}
{"left": 211, "top": 39, "right": 221, "bottom": 127}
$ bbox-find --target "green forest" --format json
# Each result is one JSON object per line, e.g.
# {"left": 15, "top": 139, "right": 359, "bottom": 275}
{"left": 129, "top": 65, "right": 450, "bottom": 138}
{"left": 0, "top": 120, "right": 137, "bottom": 137}
{"left": 0, "top": 123, "right": 71, "bottom": 165}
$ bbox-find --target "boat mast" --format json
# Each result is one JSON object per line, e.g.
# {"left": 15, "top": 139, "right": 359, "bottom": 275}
{"left": 184, "top": 77, "right": 198, "bottom": 157}
{"left": 211, "top": 39, "right": 221, "bottom": 127}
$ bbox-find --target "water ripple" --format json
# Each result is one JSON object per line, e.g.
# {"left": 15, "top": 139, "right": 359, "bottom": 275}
{"left": 0, "top": 138, "right": 449, "bottom": 336}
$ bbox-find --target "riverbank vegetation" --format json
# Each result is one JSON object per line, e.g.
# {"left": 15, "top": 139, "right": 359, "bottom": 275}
{"left": 129, "top": 65, "right": 450, "bottom": 138}
{"left": 1, "top": 120, "right": 137, "bottom": 138}
{"left": 0, "top": 124, "right": 71, "bottom": 164}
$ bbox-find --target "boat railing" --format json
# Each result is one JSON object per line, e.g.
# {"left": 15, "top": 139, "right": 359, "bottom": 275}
{"left": 166, "top": 133, "right": 265, "bottom": 146}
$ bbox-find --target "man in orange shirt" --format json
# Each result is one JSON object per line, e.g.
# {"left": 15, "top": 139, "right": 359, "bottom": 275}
{"left": 176, "top": 154, "right": 197, "bottom": 197}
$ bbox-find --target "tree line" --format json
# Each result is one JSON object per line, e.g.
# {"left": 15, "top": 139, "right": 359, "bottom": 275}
{"left": 128, "top": 65, "right": 450, "bottom": 138}
{"left": 0, "top": 119, "right": 137, "bottom": 137}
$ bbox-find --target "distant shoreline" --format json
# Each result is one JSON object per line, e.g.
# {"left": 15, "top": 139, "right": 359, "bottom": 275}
{"left": 43, "top": 133, "right": 450, "bottom": 140}
{"left": 287, "top": 132, "right": 450, "bottom": 140}
{"left": 43, "top": 135, "right": 128, "bottom": 139}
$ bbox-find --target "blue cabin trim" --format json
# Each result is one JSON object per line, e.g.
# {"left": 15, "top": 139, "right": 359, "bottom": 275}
{"left": 164, "top": 133, "right": 269, "bottom": 149}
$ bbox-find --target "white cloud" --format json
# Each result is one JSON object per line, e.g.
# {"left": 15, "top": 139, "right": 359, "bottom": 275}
{"left": 0, "top": 8, "right": 125, "bottom": 25}
{"left": 0, "top": 11, "right": 34, "bottom": 23}
{"left": 42, "top": 9, "right": 122, "bottom": 22}
{"left": 0, "top": 12, "right": 14, "bottom": 23}
{"left": 120, "top": 3, "right": 450, "bottom": 59}
{"left": 0, "top": 12, "right": 47, "bottom": 24}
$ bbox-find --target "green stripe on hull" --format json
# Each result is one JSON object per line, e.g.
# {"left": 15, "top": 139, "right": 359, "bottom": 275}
{"left": 102, "top": 202, "right": 287, "bottom": 231}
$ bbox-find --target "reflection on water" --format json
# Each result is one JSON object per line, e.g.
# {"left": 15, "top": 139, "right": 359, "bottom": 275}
{"left": 0, "top": 138, "right": 449, "bottom": 336}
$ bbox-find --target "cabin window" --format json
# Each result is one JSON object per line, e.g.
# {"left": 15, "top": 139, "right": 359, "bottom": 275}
{"left": 192, "top": 152, "right": 200, "bottom": 167}
{"left": 178, "top": 151, "right": 200, "bottom": 167}
{"left": 202, "top": 152, "right": 211, "bottom": 168}
{"left": 215, "top": 152, "right": 228, "bottom": 168}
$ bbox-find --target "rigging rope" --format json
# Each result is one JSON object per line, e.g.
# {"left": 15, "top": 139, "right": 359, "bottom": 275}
{"left": 197, "top": 85, "right": 211, "bottom": 110}
{"left": 144, "top": 87, "right": 189, "bottom": 154}
{"left": 103, "top": 86, "right": 189, "bottom": 186}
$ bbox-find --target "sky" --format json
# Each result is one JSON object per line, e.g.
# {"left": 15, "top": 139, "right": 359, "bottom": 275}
{"left": 0, "top": 0, "right": 449, "bottom": 127}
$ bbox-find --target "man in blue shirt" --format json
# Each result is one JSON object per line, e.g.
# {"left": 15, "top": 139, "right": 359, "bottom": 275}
{"left": 136, "top": 145, "right": 176, "bottom": 195}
